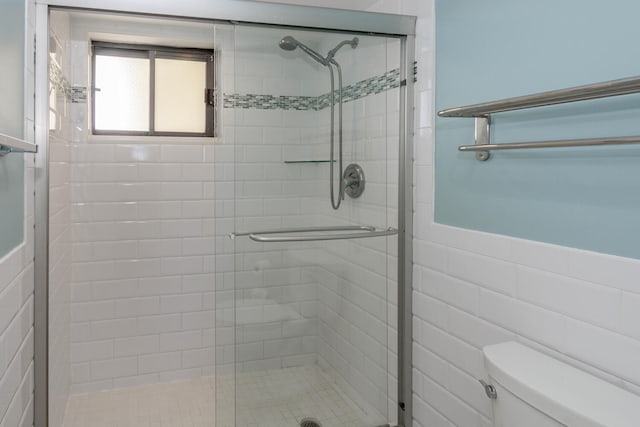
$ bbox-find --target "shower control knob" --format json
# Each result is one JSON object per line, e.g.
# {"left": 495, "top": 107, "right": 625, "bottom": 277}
{"left": 343, "top": 163, "right": 365, "bottom": 199}
{"left": 345, "top": 174, "right": 359, "bottom": 188}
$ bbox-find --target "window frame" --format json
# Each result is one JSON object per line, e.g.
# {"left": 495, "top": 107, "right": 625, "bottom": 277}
{"left": 91, "top": 41, "right": 215, "bottom": 137}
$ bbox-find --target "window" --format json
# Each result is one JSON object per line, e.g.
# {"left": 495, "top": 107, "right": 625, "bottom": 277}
{"left": 91, "top": 42, "right": 215, "bottom": 136}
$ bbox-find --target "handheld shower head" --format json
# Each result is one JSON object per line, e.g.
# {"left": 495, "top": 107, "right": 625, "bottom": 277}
{"left": 278, "top": 36, "right": 298, "bottom": 51}
{"left": 278, "top": 35, "right": 328, "bottom": 66}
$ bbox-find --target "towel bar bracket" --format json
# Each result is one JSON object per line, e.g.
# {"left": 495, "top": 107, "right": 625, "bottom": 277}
{"left": 474, "top": 116, "right": 491, "bottom": 161}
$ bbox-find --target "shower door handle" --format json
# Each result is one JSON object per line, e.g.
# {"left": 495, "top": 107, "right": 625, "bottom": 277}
{"left": 230, "top": 225, "right": 375, "bottom": 239}
{"left": 230, "top": 226, "right": 397, "bottom": 243}
{"left": 248, "top": 227, "right": 397, "bottom": 242}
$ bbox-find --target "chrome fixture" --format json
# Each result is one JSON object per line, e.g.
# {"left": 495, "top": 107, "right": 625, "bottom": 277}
{"left": 283, "top": 159, "right": 335, "bottom": 164}
{"left": 230, "top": 225, "right": 397, "bottom": 242}
{"left": 438, "top": 75, "right": 640, "bottom": 118}
{"left": 479, "top": 379, "right": 498, "bottom": 400}
{"left": 326, "top": 38, "right": 359, "bottom": 61}
{"left": 343, "top": 163, "right": 365, "bottom": 198}
{"left": 300, "top": 418, "right": 322, "bottom": 427}
{"left": 230, "top": 225, "right": 375, "bottom": 238}
{"left": 438, "top": 75, "right": 640, "bottom": 161}
{"left": 278, "top": 36, "right": 329, "bottom": 66}
{"left": 459, "top": 135, "right": 640, "bottom": 154}
{"left": 279, "top": 35, "right": 359, "bottom": 209}
{"left": 0, "top": 132, "right": 38, "bottom": 157}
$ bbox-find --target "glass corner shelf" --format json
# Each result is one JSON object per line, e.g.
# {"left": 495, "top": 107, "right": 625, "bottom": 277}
{"left": 283, "top": 159, "right": 335, "bottom": 164}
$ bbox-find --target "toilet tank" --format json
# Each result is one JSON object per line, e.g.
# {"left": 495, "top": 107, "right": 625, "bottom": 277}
{"left": 483, "top": 341, "right": 640, "bottom": 427}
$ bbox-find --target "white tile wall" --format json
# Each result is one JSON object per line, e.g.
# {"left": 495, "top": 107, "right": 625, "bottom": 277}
{"left": 66, "top": 15, "right": 217, "bottom": 393}
{"left": 0, "top": 2, "right": 37, "bottom": 427}
{"left": 48, "top": 11, "right": 73, "bottom": 427}
{"left": 214, "top": 27, "right": 325, "bottom": 384}
{"left": 68, "top": 135, "right": 217, "bottom": 392}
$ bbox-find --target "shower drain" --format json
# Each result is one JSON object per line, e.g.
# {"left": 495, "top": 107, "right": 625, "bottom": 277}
{"left": 300, "top": 417, "right": 322, "bottom": 427}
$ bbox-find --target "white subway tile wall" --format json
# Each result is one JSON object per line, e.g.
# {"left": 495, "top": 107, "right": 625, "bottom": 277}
{"left": 213, "top": 28, "right": 327, "bottom": 425}
{"left": 48, "top": 11, "right": 73, "bottom": 427}
{"left": 65, "top": 17, "right": 217, "bottom": 392}
{"left": 68, "top": 132, "right": 216, "bottom": 392}
{"left": 213, "top": 30, "right": 326, "bottom": 401}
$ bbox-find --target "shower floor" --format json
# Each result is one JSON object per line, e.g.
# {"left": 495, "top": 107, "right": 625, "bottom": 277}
{"left": 62, "top": 375, "right": 215, "bottom": 427}
{"left": 218, "top": 365, "right": 374, "bottom": 427}
{"left": 62, "top": 365, "right": 375, "bottom": 427}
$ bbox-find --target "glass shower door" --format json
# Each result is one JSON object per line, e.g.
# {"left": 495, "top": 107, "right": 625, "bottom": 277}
{"left": 216, "top": 23, "right": 401, "bottom": 427}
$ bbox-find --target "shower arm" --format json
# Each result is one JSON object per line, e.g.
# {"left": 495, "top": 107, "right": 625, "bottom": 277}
{"left": 326, "top": 39, "right": 357, "bottom": 61}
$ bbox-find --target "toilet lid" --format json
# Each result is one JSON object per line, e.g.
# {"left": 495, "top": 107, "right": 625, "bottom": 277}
{"left": 484, "top": 341, "right": 640, "bottom": 427}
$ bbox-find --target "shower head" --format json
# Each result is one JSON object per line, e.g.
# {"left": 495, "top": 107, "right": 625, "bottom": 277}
{"left": 278, "top": 35, "right": 329, "bottom": 66}
{"left": 278, "top": 36, "right": 298, "bottom": 51}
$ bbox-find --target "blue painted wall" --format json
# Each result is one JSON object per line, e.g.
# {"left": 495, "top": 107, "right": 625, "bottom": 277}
{"left": 435, "top": 0, "right": 640, "bottom": 259}
{"left": 0, "top": 0, "right": 25, "bottom": 257}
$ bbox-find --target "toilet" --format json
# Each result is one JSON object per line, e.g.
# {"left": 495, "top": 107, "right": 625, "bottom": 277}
{"left": 482, "top": 341, "right": 640, "bottom": 427}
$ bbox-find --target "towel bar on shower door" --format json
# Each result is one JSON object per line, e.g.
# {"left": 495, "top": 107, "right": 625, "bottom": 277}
{"left": 229, "top": 225, "right": 398, "bottom": 242}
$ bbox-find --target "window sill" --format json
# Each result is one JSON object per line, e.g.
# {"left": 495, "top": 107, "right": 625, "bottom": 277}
{"left": 87, "top": 134, "right": 218, "bottom": 144}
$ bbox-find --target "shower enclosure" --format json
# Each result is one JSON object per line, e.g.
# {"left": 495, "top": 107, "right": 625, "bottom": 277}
{"left": 36, "top": 3, "right": 414, "bottom": 427}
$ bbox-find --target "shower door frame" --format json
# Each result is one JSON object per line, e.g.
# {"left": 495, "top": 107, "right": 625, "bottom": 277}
{"left": 32, "top": 2, "right": 415, "bottom": 426}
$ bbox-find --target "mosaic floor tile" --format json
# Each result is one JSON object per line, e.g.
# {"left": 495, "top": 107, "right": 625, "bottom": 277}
{"left": 62, "top": 365, "right": 382, "bottom": 427}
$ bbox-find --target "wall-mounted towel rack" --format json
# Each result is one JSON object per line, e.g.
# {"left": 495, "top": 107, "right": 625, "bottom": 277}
{"left": 438, "top": 75, "right": 640, "bottom": 161}
{"left": 0, "top": 132, "right": 38, "bottom": 157}
{"left": 230, "top": 225, "right": 397, "bottom": 242}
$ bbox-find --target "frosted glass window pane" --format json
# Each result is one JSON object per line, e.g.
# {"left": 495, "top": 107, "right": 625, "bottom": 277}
{"left": 154, "top": 58, "right": 206, "bottom": 133}
{"left": 94, "top": 55, "right": 150, "bottom": 131}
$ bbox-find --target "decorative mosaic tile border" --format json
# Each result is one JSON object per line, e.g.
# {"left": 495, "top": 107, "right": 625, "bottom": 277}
{"left": 54, "top": 63, "right": 417, "bottom": 109}
{"left": 316, "top": 68, "right": 400, "bottom": 109}
{"left": 224, "top": 64, "right": 416, "bottom": 111}
{"left": 224, "top": 94, "right": 317, "bottom": 110}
